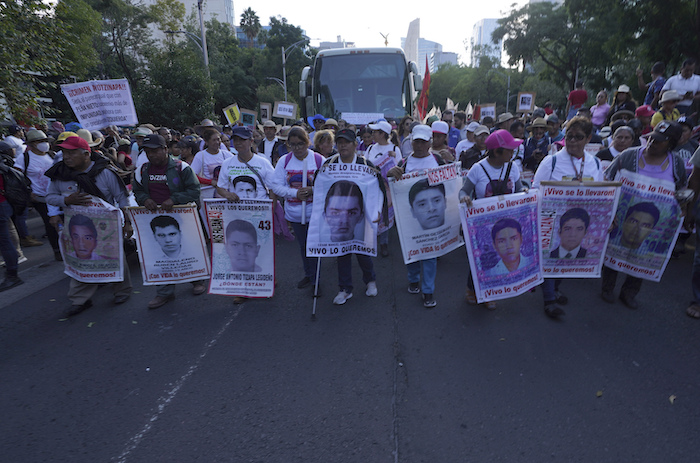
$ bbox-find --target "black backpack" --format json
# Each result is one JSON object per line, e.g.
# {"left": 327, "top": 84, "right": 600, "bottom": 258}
{"left": 0, "top": 157, "right": 32, "bottom": 216}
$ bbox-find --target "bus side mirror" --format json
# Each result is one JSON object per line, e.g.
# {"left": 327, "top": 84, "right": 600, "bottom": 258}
{"left": 414, "top": 74, "right": 423, "bottom": 92}
{"left": 299, "top": 66, "right": 312, "bottom": 98}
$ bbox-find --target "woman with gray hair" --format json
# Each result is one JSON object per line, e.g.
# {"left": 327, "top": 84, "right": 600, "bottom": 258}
{"left": 596, "top": 126, "right": 635, "bottom": 162}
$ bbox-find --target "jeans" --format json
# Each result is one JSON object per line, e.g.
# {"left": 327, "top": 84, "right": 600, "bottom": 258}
{"left": 337, "top": 253, "right": 375, "bottom": 292}
{"left": 378, "top": 230, "right": 389, "bottom": 246}
{"left": 290, "top": 221, "right": 319, "bottom": 281}
{"left": 407, "top": 257, "right": 437, "bottom": 295}
{"left": 601, "top": 266, "right": 642, "bottom": 298}
{"left": 0, "top": 201, "right": 18, "bottom": 276}
{"left": 542, "top": 278, "right": 562, "bottom": 303}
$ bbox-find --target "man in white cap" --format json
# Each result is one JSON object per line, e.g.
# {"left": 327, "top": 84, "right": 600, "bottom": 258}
{"left": 131, "top": 126, "right": 153, "bottom": 169}
{"left": 257, "top": 120, "right": 283, "bottom": 164}
{"left": 430, "top": 121, "right": 455, "bottom": 161}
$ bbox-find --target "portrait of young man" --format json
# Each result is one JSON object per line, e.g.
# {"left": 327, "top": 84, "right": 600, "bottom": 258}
{"left": 225, "top": 219, "right": 262, "bottom": 272}
{"left": 550, "top": 207, "right": 590, "bottom": 258}
{"left": 322, "top": 180, "right": 365, "bottom": 242}
{"left": 487, "top": 218, "right": 530, "bottom": 276}
{"left": 150, "top": 215, "right": 183, "bottom": 259}
{"left": 620, "top": 202, "right": 660, "bottom": 250}
{"left": 408, "top": 179, "right": 446, "bottom": 231}
{"left": 68, "top": 214, "right": 104, "bottom": 260}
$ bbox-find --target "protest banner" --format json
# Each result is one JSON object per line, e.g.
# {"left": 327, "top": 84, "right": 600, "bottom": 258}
{"left": 604, "top": 171, "right": 681, "bottom": 281}
{"left": 539, "top": 181, "right": 620, "bottom": 278}
{"left": 371, "top": 151, "right": 397, "bottom": 235}
{"left": 461, "top": 191, "right": 542, "bottom": 303}
{"left": 61, "top": 79, "right": 137, "bottom": 131}
{"left": 205, "top": 199, "right": 275, "bottom": 298}
{"left": 517, "top": 92, "right": 536, "bottom": 113}
{"left": 223, "top": 103, "right": 241, "bottom": 125}
{"left": 390, "top": 163, "right": 463, "bottom": 264}
{"left": 128, "top": 205, "right": 210, "bottom": 286}
{"left": 306, "top": 160, "right": 383, "bottom": 257}
{"left": 59, "top": 197, "right": 124, "bottom": 283}
{"left": 273, "top": 101, "right": 297, "bottom": 120}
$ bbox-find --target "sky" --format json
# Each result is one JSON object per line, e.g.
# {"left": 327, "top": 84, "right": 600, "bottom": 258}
{"left": 232, "top": 1, "right": 527, "bottom": 65}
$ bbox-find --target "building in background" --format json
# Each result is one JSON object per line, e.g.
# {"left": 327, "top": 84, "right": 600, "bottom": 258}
{"left": 236, "top": 25, "right": 271, "bottom": 49}
{"left": 317, "top": 36, "right": 355, "bottom": 50}
{"left": 430, "top": 52, "right": 458, "bottom": 72}
{"left": 403, "top": 18, "right": 420, "bottom": 64}
{"left": 470, "top": 18, "right": 503, "bottom": 67}
{"left": 402, "top": 37, "right": 443, "bottom": 77}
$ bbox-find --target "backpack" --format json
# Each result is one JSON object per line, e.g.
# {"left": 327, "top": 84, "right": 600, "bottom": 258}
{"left": 0, "top": 161, "right": 32, "bottom": 216}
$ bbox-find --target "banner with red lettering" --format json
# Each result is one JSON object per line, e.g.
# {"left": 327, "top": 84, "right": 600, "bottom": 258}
{"left": 539, "top": 182, "right": 620, "bottom": 278}
{"left": 460, "top": 191, "right": 542, "bottom": 303}
{"left": 61, "top": 78, "right": 138, "bottom": 130}
{"left": 390, "top": 163, "right": 463, "bottom": 264}
{"left": 128, "top": 205, "right": 210, "bottom": 285}
{"left": 604, "top": 171, "right": 681, "bottom": 281}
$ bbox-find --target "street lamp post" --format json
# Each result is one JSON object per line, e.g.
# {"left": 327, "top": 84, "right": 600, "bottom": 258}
{"left": 165, "top": 29, "right": 210, "bottom": 77}
{"left": 281, "top": 38, "right": 308, "bottom": 102}
{"left": 197, "top": 0, "right": 209, "bottom": 69}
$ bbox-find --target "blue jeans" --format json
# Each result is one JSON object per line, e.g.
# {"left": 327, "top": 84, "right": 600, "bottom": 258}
{"left": 337, "top": 253, "right": 375, "bottom": 292}
{"left": 0, "top": 202, "right": 18, "bottom": 275}
{"left": 290, "top": 222, "right": 319, "bottom": 281}
{"left": 378, "top": 230, "right": 389, "bottom": 246}
{"left": 542, "top": 278, "right": 561, "bottom": 303}
{"left": 407, "top": 257, "right": 437, "bottom": 295}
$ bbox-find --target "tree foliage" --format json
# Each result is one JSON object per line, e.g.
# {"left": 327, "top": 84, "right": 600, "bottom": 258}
{"left": 239, "top": 7, "right": 261, "bottom": 48}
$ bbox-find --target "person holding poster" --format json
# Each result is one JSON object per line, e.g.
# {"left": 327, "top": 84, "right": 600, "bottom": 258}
{"left": 133, "top": 134, "right": 205, "bottom": 309}
{"left": 318, "top": 129, "right": 383, "bottom": 305}
{"left": 604, "top": 120, "right": 686, "bottom": 309}
{"left": 45, "top": 135, "right": 132, "bottom": 318}
{"left": 460, "top": 129, "right": 525, "bottom": 309}
{"left": 532, "top": 116, "right": 604, "bottom": 319}
{"left": 215, "top": 125, "right": 275, "bottom": 304}
{"left": 366, "top": 120, "right": 400, "bottom": 257}
{"left": 190, "top": 128, "right": 233, "bottom": 200}
{"left": 388, "top": 124, "right": 447, "bottom": 308}
{"left": 270, "top": 127, "right": 324, "bottom": 292}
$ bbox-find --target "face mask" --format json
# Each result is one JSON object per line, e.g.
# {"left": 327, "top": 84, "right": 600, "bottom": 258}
{"left": 36, "top": 142, "right": 50, "bottom": 153}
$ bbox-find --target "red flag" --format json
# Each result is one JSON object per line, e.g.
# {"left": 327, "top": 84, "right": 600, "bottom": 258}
{"left": 416, "top": 57, "right": 431, "bottom": 120}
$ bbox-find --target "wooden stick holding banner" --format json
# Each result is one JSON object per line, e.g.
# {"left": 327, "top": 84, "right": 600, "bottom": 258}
{"left": 311, "top": 258, "right": 322, "bottom": 320}
{"left": 301, "top": 155, "right": 307, "bottom": 225}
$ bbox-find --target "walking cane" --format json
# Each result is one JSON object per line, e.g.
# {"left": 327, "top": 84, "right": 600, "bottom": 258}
{"left": 311, "top": 257, "right": 321, "bottom": 320}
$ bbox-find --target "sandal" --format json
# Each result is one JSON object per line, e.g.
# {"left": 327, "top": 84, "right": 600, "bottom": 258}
{"left": 484, "top": 301, "right": 497, "bottom": 310}
{"left": 465, "top": 288, "right": 477, "bottom": 305}
{"left": 686, "top": 304, "right": 700, "bottom": 319}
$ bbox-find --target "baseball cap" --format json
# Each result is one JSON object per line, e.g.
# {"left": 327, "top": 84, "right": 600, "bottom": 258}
{"left": 232, "top": 126, "right": 253, "bottom": 139}
{"left": 466, "top": 121, "right": 480, "bottom": 132}
{"left": 648, "top": 120, "right": 682, "bottom": 145}
{"left": 141, "top": 134, "right": 167, "bottom": 148}
{"left": 9, "top": 124, "right": 22, "bottom": 134}
{"left": 57, "top": 131, "right": 78, "bottom": 142}
{"left": 369, "top": 120, "right": 392, "bottom": 135}
{"left": 485, "top": 129, "right": 523, "bottom": 150}
{"left": 335, "top": 128, "right": 356, "bottom": 142}
{"left": 546, "top": 114, "right": 560, "bottom": 124}
{"left": 58, "top": 135, "right": 90, "bottom": 151}
{"left": 431, "top": 120, "right": 449, "bottom": 134}
{"left": 617, "top": 84, "right": 631, "bottom": 93}
{"left": 474, "top": 125, "right": 491, "bottom": 137}
{"left": 411, "top": 124, "right": 432, "bottom": 141}
{"left": 635, "top": 105, "right": 655, "bottom": 118}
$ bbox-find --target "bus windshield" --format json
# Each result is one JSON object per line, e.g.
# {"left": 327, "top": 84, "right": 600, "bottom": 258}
{"left": 313, "top": 52, "right": 410, "bottom": 120}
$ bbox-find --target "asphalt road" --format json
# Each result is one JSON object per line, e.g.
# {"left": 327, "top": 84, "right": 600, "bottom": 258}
{"left": 1, "top": 216, "right": 699, "bottom": 463}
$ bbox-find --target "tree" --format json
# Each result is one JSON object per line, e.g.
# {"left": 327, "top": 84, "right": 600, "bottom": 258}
{"left": 148, "top": 0, "right": 186, "bottom": 35}
{"left": 261, "top": 16, "right": 313, "bottom": 102}
{"left": 239, "top": 7, "right": 261, "bottom": 48}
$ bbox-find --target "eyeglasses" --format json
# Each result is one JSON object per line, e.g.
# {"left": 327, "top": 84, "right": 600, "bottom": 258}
{"left": 565, "top": 133, "right": 586, "bottom": 142}
{"left": 288, "top": 142, "right": 306, "bottom": 149}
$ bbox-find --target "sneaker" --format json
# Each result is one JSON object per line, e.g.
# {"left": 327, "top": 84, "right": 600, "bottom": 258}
{"left": 1, "top": 256, "right": 28, "bottom": 267}
{"left": 297, "top": 276, "right": 312, "bottom": 289}
{"left": 63, "top": 299, "right": 93, "bottom": 318}
{"left": 484, "top": 300, "right": 497, "bottom": 310}
{"left": 148, "top": 294, "right": 175, "bottom": 309}
{"left": 464, "top": 288, "right": 477, "bottom": 305}
{"left": 423, "top": 293, "right": 437, "bottom": 309}
{"left": 544, "top": 302, "right": 565, "bottom": 319}
{"left": 366, "top": 281, "right": 378, "bottom": 297}
{"left": 0, "top": 275, "right": 23, "bottom": 292}
{"left": 233, "top": 296, "right": 246, "bottom": 304}
{"left": 192, "top": 282, "right": 207, "bottom": 295}
{"left": 20, "top": 236, "right": 43, "bottom": 247}
{"left": 333, "top": 290, "right": 352, "bottom": 305}
{"left": 407, "top": 282, "right": 420, "bottom": 294}
{"left": 555, "top": 291, "right": 568, "bottom": 305}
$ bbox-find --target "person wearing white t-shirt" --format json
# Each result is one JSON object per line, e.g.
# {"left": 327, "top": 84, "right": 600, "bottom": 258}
{"left": 366, "top": 120, "right": 401, "bottom": 257}
{"left": 216, "top": 126, "right": 275, "bottom": 202}
{"left": 661, "top": 58, "right": 700, "bottom": 118}
{"left": 190, "top": 128, "right": 233, "bottom": 200}
{"left": 459, "top": 129, "right": 525, "bottom": 310}
{"left": 387, "top": 124, "right": 445, "bottom": 309}
{"left": 532, "top": 116, "right": 604, "bottom": 319}
{"left": 4, "top": 124, "right": 25, "bottom": 159}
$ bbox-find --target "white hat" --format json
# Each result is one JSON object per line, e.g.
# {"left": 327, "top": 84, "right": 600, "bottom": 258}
{"left": 473, "top": 125, "right": 491, "bottom": 137}
{"left": 617, "top": 84, "right": 630, "bottom": 93}
{"left": 431, "top": 120, "right": 449, "bottom": 134}
{"left": 659, "top": 90, "right": 682, "bottom": 104}
{"left": 368, "top": 120, "right": 392, "bottom": 135}
{"left": 411, "top": 124, "right": 432, "bottom": 141}
{"left": 466, "top": 121, "right": 480, "bottom": 132}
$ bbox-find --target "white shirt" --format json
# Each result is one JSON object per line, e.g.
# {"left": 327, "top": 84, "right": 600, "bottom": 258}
{"left": 532, "top": 149, "right": 604, "bottom": 188}
{"left": 14, "top": 150, "right": 54, "bottom": 196}
{"left": 662, "top": 73, "right": 700, "bottom": 107}
{"left": 190, "top": 149, "right": 234, "bottom": 190}
{"left": 466, "top": 158, "right": 521, "bottom": 199}
{"left": 367, "top": 142, "right": 401, "bottom": 165}
{"left": 4, "top": 135, "right": 25, "bottom": 158}
{"left": 261, "top": 137, "right": 278, "bottom": 162}
{"left": 218, "top": 154, "right": 274, "bottom": 200}
{"left": 270, "top": 150, "right": 322, "bottom": 223}
{"left": 455, "top": 139, "right": 475, "bottom": 157}
{"left": 402, "top": 153, "right": 440, "bottom": 173}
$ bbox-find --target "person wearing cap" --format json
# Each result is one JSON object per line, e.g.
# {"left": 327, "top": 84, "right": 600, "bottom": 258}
{"left": 496, "top": 112, "right": 516, "bottom": 131}
{"left": 635, "top": 105, "right": 656, "bottom": 135}
{"left": 459, "top": 125, "right": 490, "bottom": 170}
{"left": 3, "top": 124, "right": 26, "bottom": 159}
{"left": 270, "top": 127, "right": 325, "bottom": 293}
{"left": 523, "top": 117, "right": 551, "bottom": 171}
{"left": 637, "top": 61, "right": 666, "bottom": 109}
{"left": 661, "top": 58, "right": 700, "bottom": 119}
{"left": 131, "top": 126, "right": 153, "bottom": 169}
{"left": 14, "top": 130, "right": 61, "bottom": 258}
{"left": 565, "top": 81, "right": 588, "bottom": 121}
{"left": 307, "top": 114, "right": 326, "bottom": 146}
{"left": 317, "top": 129, "right": 383, "bottom": 305}
{"left": 217, "top": 126, "right": 275, "bottom": 202}
{"left": 459, "top": 129, "right": 525, "bottom": 310}
{"left": 545, "top": 114, "right": 564, "bottom": 143}
{"left": 45, "top": 135, "right": 132, "bottom": 317}
{"left": 605, "top": 85, "right": 637, "bottom": 126}
{"left": 0, "top": 141, "right": 27, "bottom": 292}
{"left": 651, "top": 90, "right": 682, "bottom": 128}
{"left": 366, "top": 120, "right": 401, "bottom": 257}
{"left": 532, "top": 116, "right": 604, "bottom": 319}
{"left": 387, "top": 124, "right": 447, "bottom": 309}
{"left": 258, "top": 120, "right": 283, "bottom": 164}
{"left": 604, "top": 120, "right": 686, "bottom": 310}
{"left": 430, "top": 121, "right": 456, "bottom": 162}
{"left": 132, "top": 133, "right": 204, "bottom": 309}
{"left": 590, "top": 91, "right": 611, "bottom": 131}
{"left": 455, "top": 121, "right": 481, "bottom": 158}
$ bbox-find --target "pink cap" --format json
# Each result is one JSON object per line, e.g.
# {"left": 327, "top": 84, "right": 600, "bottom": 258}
{"left": 58, "top": 135, "right": 90, "bottom": 151}
{"left": 485, "top": 129, "right": 523, "bottom": 150}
